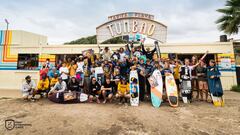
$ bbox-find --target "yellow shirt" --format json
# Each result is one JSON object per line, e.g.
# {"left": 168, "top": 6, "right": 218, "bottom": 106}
{"left": 68, "top": 64, "right": 77, "bottom": 77}
{"left": 118, "top": 83, "right": 130, "bottom": 94}
{"left": 37, "top": 78, "right": 49, "bottom": 90}
{"left": 174, "top": 65, "right": 180, "bottom": 79}
{"left": 50, "top": 78, "right": 58, "bottom": 87}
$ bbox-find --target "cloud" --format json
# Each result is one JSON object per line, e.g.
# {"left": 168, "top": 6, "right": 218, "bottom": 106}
{"left": 0, "top": 0, "right": 239, "bottom": 44}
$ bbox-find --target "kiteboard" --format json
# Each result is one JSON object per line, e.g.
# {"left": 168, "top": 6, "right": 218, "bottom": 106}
{"left": 129, "top": 70, "right": 139, "bottom": 106}
{"left": 148, "top": 69, "right": 163, "bottom": 108}
{"left": 165, "top": 73, "right": 179, "bottom": 107}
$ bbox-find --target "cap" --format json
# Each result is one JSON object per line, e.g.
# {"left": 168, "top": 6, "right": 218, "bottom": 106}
{"left": 25, "top": 75, "right": 31, "bottom": 80}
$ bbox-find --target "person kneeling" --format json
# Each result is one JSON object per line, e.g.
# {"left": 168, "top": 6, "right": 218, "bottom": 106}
{"left": 21, "top": 75, "right": 36, "bottom": 101}
{"left": 89, "top": 77, "right": 101, "bottom": 103}
{"left": 33, "top": 75, "right": 49, "bottom": 98}
{"left": 116, "top": 77, "right": 130, "bottom": 104}
{"left": 101, "top": 78, "right": 114, "bottom": 104}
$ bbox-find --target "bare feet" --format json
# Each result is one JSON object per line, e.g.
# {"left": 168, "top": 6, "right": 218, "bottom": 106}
{"left": 97, "top": 99, "right": 100, "bottom": 104}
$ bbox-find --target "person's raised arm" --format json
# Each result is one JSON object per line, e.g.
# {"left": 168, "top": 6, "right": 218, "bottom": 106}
{"left": 141, "top": 43, "right": 146, "bottom": 54}
{"left": 151, "top": 46, "right": 157, "bottom": 54}
{"left": 192, "top": 51, "right": 208, "bottom": 68}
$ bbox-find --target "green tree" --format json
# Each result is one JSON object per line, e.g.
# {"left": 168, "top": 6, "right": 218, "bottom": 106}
{"left": 64, "top": 35, "right": 127, "bottom": 44}
{"left": 216, "top": 0, "right": 240, "bottom": 35}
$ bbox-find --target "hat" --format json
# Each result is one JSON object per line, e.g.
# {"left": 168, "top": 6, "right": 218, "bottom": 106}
{"left": 121, "top": 77, "right": 126, "bottom": 81}
{"left": 25, "top": 75, "right": 31, "bottom": 80}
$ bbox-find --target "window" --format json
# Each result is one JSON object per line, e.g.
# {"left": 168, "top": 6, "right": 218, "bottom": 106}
{"left": 17, "top": 54, "right": 39, "bottom": 70}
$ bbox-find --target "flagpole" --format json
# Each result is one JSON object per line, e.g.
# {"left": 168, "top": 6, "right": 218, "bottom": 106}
{"left": 5, "top": 19, "right": 9, "bottom": 31}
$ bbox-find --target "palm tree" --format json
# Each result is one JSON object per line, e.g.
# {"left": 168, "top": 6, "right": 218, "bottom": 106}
{"left": 216, "top": 0, "right": 240, "bottom": 35}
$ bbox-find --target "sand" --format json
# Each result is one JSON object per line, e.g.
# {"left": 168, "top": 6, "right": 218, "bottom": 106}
{"left": 0, "top": 90, "right": 240, "bottom": 135}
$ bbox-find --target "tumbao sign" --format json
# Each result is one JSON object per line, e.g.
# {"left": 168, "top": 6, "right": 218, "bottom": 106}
{"left": 96, "top": 12, "right": 167, "bottom": 43}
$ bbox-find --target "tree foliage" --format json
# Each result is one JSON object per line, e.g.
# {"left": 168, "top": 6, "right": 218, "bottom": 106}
{"left": 216, "top": 0, "right": 240, "bottom": 35}
{"left": 64, "top": 35, "right": 127, "bottom": 44}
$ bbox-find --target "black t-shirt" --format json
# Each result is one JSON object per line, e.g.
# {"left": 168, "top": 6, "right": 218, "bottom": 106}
{"left": 68, "top": 82, "right": 80, "bottom": 91}
{"left": 103, "top": 82, "right": 114, "bottom": 91}
{"left": 89, "top": 82, "right": 101, "bottom": 94}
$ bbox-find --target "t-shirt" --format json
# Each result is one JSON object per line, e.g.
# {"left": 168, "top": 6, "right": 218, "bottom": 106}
{"left": 59, "top": 67, "right": 69, "bottom": 80}
{"left": 103, "top": 82, "right": 114, "bottom": 91}
{"left": 89, "top": 82, "right": 101, "bottom": 95}
{"left": 76, "top": 62, "right": 84, "bottom": 72}
{"left": 50, "top": 77, "right": 58, "bottom": 86}
{"left": 37, "top": 78, "right": 49, "bottom": 90}
{"left": 196, "top": 66, "right": 207, "bottom": 81}
{"left": 68, "top": 82, "right": 80, "bottom": 91}
{"left": 68, "top": 64, "right": 77, "bottom": 77}
{"left": 22, "top": 80, "right": 36, "bottom": 92}
{"left": 51, "top": 81, "right": 67, "bottom": 93}
{"left": 103, "top": 64, "right": 111, "bottom": 76}
{"left": 118, "top": 83, "right": 130, "bottom": 94}
{"left": 119, "top": 52, "right": 126, "bottom": 62}
{"left": 173, "top": 65, "right": 181, "bottom": 79}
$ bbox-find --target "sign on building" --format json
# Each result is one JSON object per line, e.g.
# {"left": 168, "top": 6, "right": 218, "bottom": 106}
{"left": 96, "top": 12, "right": 167, "bottom": 43}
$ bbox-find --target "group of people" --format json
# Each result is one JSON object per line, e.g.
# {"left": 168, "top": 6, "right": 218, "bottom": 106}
{"left": 21, "top": 41, "right": 223, "bottom": 105}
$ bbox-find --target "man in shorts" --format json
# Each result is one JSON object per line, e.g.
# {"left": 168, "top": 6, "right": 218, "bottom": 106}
{"left": 101, "top": 78, "right": 114, "bottom": 104}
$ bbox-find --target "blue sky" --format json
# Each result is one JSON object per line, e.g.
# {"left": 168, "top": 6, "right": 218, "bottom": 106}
{"left": 0, "top": 0, "right": 239, "bottom": 44}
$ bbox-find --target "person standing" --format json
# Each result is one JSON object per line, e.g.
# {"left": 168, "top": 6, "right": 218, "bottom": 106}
{"left": 59, "top": 63, "right": 69, "bottom": 83}
{"left": 68, "top": 60, "right": 78, "bottom": 77}
{"left": 145, "top": 59, "right": 154, "bottom": 99}
{"left": 141, "top": 43, "right": 156, "bottom": 60}
{"left": 196, "top": 61, "right": 208, "bottom": 101}
{"left": 207, "top": 60, "right": 223, "bottom": 101}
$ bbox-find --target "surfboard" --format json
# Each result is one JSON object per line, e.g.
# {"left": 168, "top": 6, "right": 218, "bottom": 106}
{"left": 48, "top": 92, "right": 88, "bottom": 103}
{"left": 165, "top": 74, "right": 179, "bottom": 107}
{"left": 181, "top": 80, "right": 192, "bottom": 103}
{"left": 148, "top": 69, "right": 163, "bottom": 108}
{"left": 129, "top": 70, "right": 139, "bottom": 106}
{"left": 209, "top": 77, "right": 224, "bottom": 107}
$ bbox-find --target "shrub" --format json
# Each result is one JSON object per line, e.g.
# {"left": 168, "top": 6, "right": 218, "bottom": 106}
{"left": 230, "top": 85, "right": 240, "bottom": 92}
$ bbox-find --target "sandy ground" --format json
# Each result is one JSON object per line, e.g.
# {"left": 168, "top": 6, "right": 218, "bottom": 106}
{"left": 0, "top": 90, "right": 240, "bottom": 135}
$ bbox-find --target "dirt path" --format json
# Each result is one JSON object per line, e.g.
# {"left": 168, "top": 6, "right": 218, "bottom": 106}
{"left": 0, "top": 91, "right": 240, "bottom": 135}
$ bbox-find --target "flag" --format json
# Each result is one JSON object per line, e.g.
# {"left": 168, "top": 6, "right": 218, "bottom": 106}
{"left": 5, "top": 19, "right": 9, "bottom": 24}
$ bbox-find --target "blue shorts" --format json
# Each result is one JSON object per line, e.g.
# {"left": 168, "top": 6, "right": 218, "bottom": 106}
{"left": 106, "top": 90, "right": 113, "bottom": 97}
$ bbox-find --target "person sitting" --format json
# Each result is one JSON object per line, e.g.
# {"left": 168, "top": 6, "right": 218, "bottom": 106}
{"left": 50, "top": 73, "right": 59, "bottom": 88}
{"left": 116, "top": 77, "right": 130, "bottom": 104}
{"left": 101, "top": 78, "right": 114, "bottom": 104}
{"left": 34, "top": 75, "right": 50, "bottom": 98}
{"left": 68, "top": 76, "right": 80, "bottom": 92}
{"left": 21, "top": 75, "right": 36, "bottom": 101}
{"left": 48, "top": 77, "right": 67, "bottom": 102}
{"left": 89, "top": 77, "right": 101, "bottom": 103}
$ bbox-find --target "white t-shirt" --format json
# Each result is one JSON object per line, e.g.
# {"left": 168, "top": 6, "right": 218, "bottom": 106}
{"left": 59, "top": 67, "right": 69, "bottom": 80}
{"left": 76, "top": 61, "right": 84, "bottom": 72}
{"left": 120, "top": 52, "right": 126, "bottom": 62}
